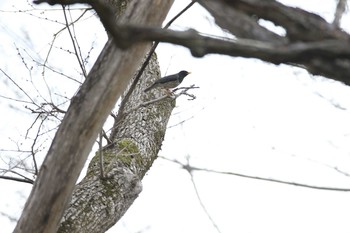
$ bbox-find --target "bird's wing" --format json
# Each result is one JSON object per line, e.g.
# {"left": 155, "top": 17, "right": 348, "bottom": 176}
{"left": 144, "top": 83, "right": 156, "bottom": 92}
{"left": 155, "top": 74, "right": 177, "bottom": 84}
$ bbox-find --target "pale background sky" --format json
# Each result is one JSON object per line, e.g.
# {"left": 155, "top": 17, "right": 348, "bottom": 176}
{"left": 1, "top": 1, "right": 350, "bottom": 233}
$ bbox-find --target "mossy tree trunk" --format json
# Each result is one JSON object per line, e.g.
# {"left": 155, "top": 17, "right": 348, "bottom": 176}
{"left": 59, "top": 53, "right": 175, "bottom": 233}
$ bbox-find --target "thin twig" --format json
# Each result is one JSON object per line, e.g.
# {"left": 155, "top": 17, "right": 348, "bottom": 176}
{"left": 0, "top": 69, "right": 37, "bottom": 105}
{"left": 164, "top": 1, "right": 197, "bottom": 28}
{"left": 30, "top": 115, "right": 48, "bottom": 175}
{"left": 102, "top": 129, "right": 113, "bottom": 145}
{"left": 0, "top": 175, "right": 34, "bottom": 184}
{"left": 68, "top": 6, "right": 88, "bottom": 77}
{"left": 0, "top": 94, "right": 33, "bottom": 104}
{"left": 161, "top": 157, "right": 350, "bottom": 192}
{"left": 99, "top": 130, "right": 105, "bottom": 179}
{"left": 62, "top": 5, "right": 88, "bottom": 78}
{"left": 111, "top": 85, "right": 198, "bottom": 133}
{"left": 25, "top": 113, "right": 41, "bottom": 139}
{"left": 0, "top": 211, "right": 18, "bottom": 222}
{"left": 182, "top": 157, "right": 222, "bottom": 233}
{"left": 9, "top": 170, "right": 35, "bottom": 183}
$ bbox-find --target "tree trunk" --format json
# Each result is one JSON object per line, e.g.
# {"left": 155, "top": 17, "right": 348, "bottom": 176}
{"left": 58, "top": 52, "right": 176, "bottom": 233}
{"left": 13, "top": 1, "right": 174, "bottom": 233}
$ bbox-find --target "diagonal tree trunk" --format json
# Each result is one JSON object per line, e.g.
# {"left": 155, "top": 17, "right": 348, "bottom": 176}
{"left": 14, "top": 0, "right": 174, "bottom": 232}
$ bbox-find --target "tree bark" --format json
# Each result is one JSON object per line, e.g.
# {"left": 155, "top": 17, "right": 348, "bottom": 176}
{"left": 13, "top": 1, "right": 174, "bottom": 233}
{"left": 58, "top": 53, "right": 175, "bottom": 233}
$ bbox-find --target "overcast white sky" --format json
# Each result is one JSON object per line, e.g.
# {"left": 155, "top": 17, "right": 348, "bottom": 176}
{"left": 1, "top": 1, "right": 350, "bottom": 233}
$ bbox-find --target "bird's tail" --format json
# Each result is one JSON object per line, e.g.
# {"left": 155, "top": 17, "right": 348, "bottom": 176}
{"left": 144, "top": 84, "right": 154, "bottom": 92}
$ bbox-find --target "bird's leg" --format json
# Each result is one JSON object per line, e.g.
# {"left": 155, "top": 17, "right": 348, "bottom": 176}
{"left": 165, "top": 88, "right": 174, "bottom": 96}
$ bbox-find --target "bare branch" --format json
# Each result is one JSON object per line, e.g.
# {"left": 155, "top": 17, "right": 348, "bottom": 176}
{"left": 0, "top": 211, "right": 18, "bottom": 223}
{"left": 98, "top": 130, "right": 105, "bottom": 179}
{"left": 33, "top": 0, "right": 87, "bottom": 5}
{"left": 34, "top": 0, "right": 350, "bottom": 86}
{"left": 30, "top": 115, "right": 49, "bottom": 175}
{"left": 199, "top": 0, "right": 286, "bottom": 43}
{"left": 333, "top": 166, "right": 350, "bottom": 177}
{"left": 208, "top": 0, "right": 349, "bottom": 41}
{"left": 0, "top": 175, "right": 34, "bottom": 184}
{"left": 183, "top": 158, "right": 222, "bottom": 233}
{"left": 109, "top": 26, "right": 350, "bottom": 61}
{"left": 165, "top": 0, "right": 197, "bottom": 27}
{"left": 161, "top": 157, "right": 350, "bottom": 192}
{"left": 102, "top": 129, "right": 112, "bottom": 145}
{"left": 0, "top": 69, "right": 37, "bottom": 106}
{"left": 0, "top": 94, "right": 33, "bottom": 104}
{"left": 62, "top": 5, "right": 88, "bottom": 78}
{"left": 8, "top": 169, "right": 34, "bottom": 182}
{"left": 107, "top": 85, "right": 198, "bottom": 143}
{"left": 102, "top": 25, "right": 350, "bottom": 84}
{"left": 173, "top": 85, "right": 199, "bottom": 100}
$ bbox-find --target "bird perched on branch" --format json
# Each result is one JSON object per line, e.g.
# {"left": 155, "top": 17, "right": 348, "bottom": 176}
{"left": 144, "top": 70, "right": 190, "bottom": 93}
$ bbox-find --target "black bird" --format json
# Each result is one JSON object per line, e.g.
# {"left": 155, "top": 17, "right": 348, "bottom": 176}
{"left": 144, "top": 70, "right": 190, "bottom": 92}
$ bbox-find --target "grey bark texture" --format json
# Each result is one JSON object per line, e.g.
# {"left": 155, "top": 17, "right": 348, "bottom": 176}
{"left": 13, "top": 0, "right": 174, "bottom": 233}
{"left": 59, "top": 54, "right": 174, "bottom": 233}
